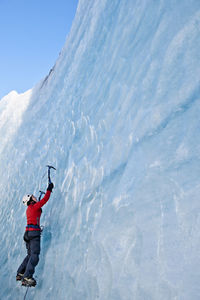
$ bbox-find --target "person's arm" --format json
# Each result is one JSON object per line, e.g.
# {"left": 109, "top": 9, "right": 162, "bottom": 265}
{"left": 34, "top": 183, "right": 54, "bottom": 209}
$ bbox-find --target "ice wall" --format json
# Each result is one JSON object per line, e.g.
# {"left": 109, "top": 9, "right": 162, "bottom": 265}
{"left": 0, "top": 0, "right": 200, "bottom": 299}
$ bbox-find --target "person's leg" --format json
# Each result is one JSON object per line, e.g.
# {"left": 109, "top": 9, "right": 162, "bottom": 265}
{"left": 23, "top": 231, "right": 41, "bottom": 279}
{"left": 17, "top": 232, "right": 30, "bottom": 275}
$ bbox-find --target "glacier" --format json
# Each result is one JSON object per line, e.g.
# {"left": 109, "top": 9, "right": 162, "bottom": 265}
{"left": 0, "top": 0, "right": 200, "bottom": 299}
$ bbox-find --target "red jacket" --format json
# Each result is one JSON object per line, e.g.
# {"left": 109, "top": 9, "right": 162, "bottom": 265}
{"left": 26, "top": 190, "right": 51, "bottom": 231}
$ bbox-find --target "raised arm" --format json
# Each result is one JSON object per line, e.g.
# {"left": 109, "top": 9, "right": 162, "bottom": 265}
{"left": 34, "top": 190, "right": 51, "bottom": 209}
{"left": 34, "top": 183, "right": 54, "bottom": 209}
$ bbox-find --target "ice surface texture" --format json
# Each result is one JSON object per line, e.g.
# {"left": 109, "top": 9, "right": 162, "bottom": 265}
{"left": 0, "top": 0, "right": 200, "bottom": 299}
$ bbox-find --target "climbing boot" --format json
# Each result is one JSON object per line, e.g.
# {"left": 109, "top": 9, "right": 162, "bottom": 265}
{"left": 16, "top": 273, "right": 24, "bottom": 281}
{"left": 22, "top": 277, "right": 37, "bottom": 287}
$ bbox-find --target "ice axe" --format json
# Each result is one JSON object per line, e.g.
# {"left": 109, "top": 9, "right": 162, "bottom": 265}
{"left": 38, "top": 190, "right": 45, "bottom": 201}
{"left": 46, "top": 165, "right": 56, "bottom": 185}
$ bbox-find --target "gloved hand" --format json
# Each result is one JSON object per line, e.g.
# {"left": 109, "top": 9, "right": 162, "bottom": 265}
{"left": 47, "top": 182, "right": 54, "bottom": 192}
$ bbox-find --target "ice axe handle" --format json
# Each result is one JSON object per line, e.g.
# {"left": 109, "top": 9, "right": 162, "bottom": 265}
{"left": 38, "top": 190, "right": 45, "bottom": 201}
{"left": 46, "top": 165, "right": 56, "bottom": 185}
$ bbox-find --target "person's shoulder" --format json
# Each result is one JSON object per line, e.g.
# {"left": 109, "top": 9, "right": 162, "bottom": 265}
{"left": 32, "top": 202, "right": 43, "bottom": 210}
{"left": 29, "top": 203, "right": 38, "bottom": 209}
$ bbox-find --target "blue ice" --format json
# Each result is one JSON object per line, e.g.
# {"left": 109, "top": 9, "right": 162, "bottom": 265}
{"left": 0, "top": 0, "right": 200, "bottom": 299}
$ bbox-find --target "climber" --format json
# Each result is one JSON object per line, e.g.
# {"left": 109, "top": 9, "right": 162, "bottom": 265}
{"left": 16, "top": 182, "right": 54, "bottom": 287}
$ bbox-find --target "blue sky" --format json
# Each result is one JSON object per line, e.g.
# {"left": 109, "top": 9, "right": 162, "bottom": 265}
{"left": 0, "top": 0, "right": 78, "bottom": 99}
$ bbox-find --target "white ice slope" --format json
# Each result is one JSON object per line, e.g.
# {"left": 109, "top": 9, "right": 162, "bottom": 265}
{"left": 0, "top": 0, "right": 200, "bottom": 299}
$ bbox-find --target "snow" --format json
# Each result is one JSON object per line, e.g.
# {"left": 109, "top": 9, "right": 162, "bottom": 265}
{"left": 0, "top": 0, "right": 200, "bottom": 299}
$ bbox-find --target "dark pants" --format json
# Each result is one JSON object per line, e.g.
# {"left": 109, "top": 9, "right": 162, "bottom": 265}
{"left": 17, "top": 231, "right": 41, "bottom": 278}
